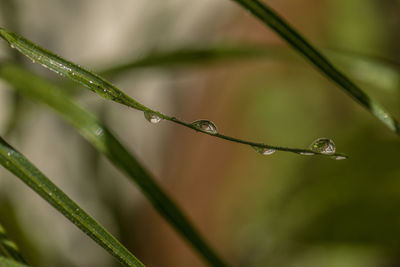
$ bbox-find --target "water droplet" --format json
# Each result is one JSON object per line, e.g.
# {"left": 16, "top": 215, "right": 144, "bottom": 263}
{"left": 95, "top": 128, "right": 103, "bottom": 136}
{"left": 309, "top": 138, "right": 336, "bottom": 155}
{"left": 10, "top": 44, "right": 15, "bottom": 49}
{"left": 299, "top": 152, "right": 315, "bottom": 155}
{"left": 191, "top": 120, "right": 218, "bottom": 134}
{"left": 252, "top": 146, "right": 276, "bottom": 155}
{"left": 7, "top": 152, "right": 11, "bottom": 157}
{"left": 332, "top": 155, "right": 347, "bottom": 160}
{"left": 144, "top": 111, "right": 162, "bottom": 124}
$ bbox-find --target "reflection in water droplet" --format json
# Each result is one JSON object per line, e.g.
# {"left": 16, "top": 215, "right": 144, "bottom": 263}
{"left": 144, "top": 111, "right": 162, "bottom": 124}
{"left": 252, "top": 146, "right": 276, "bottom": 155}
{"left": 191, "top": 120, "right": 218, "bottom": 134}
{"left": 309, "top": 138, "right": 336, "bottom": 155}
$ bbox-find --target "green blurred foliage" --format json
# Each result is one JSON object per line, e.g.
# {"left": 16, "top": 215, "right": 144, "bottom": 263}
{"left": 0, "top": 0, "right": 399, "bottom": 266}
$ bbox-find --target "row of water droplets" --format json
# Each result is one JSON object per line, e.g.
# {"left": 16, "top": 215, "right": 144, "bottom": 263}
{"left": 144, "top": 111, "right": 218, "bottom": 134}
{"left": 4, "top": 33, "right": 345, "bottom": 160}
{"left": 143, "top": 111, "right": 345, "bottom": 159}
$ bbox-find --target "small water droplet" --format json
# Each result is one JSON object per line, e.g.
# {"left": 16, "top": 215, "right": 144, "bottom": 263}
{"left": 191, "top": 120, "right": 218, "bottom": 134}
{"left": 252, "top": 146, "right": 276, "bottom": 155}
{"left": 332, "top": 155, "right": 347, "bottom": 160}
{"left": 7, "top": 152, "right": 11, "bottom": 157}
{"left": 103, "top": 89, "right": 107, "bottom": 93}
{"left": 89, "top": 80, "right": 93, "bottom": 84}
{"left": 144, "top": 111, "right": 162, "bottom": 124}
{"left": 10, "top": 44, "right": 15, "bottom": 49}
{"left": 309, "top": 138, "right": 336, "bottom": 155}
{"left": 95, "top": 128, "right": 104, "bottom": 136}
{"left": 300, "top": 152, "right": 315, "bottom": 155}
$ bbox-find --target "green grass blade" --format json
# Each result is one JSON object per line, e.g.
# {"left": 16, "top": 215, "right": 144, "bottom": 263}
{"left": 100, "top": 46, "right": 400, "bottom": 93}
{"left": 0, "top": 138, "right": 144, "bottom": 267}
{"left": 229, "top": 0, "right": 399, "bottom": 134}
{"left": 100, "top": 46, "right": 284, "bottom": 77}
{"left": 0, "top": 224, "right": 29, "bottom": 267}
{"left": 0, "top": 63, "right": 228, "bottom": 267}
{"left": 0, "top": 27, "right": 347, "bottom": 157}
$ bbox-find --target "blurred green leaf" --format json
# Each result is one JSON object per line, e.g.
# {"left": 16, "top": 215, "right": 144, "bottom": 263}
{"left": 0, "top": 136, "right": 144, "bottom": 267}
{"left": 0, "top": 63, "right": 228, "bottom": 267}
{"left": 100, "top": 46, "right": 400, "bottom": 94}
{"left": 100, "top": 46, "right": 285, "bottom": 77}
{"left": 0, "top": 223, "right": 29, "bottom": 267}
{"left": 229, "top": 0, "right": 399, "bottom": 134}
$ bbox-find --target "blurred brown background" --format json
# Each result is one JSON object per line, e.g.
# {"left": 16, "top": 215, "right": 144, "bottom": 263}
{"left": 0, "top": 0, "right": 400, "bottom": 266}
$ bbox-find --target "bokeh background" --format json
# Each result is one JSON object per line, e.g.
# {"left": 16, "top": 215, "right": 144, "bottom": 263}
{"left": 0, "top": 0, "right": 400, "bottom": 266}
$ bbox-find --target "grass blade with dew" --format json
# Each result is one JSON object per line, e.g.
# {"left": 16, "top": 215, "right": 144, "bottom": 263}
{"left": 0, "top": 63, "right": 228, "bottom": 267}
{"left": 0, "top": 27, "right": 347, "bottom": 158}
{"left": 0, "top": 136, "right": 144, "bottom": 267}
{"left": 0, "top": 223, "right": 30, "bottom": 267}
{"left": 229, "top": 0, "right": 400, "bottom": 134}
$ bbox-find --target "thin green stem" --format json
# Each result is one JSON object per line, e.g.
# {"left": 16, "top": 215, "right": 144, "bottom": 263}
{"left": 0, "top": 27, "right": 347, "bottom": 158}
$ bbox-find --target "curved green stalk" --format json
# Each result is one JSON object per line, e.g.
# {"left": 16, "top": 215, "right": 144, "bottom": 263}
{"left": 229, "top": 0, "right": 399, "bottom": 134}
{"left": 0, "top": 64, "right": 228, "bottom": 267}
{"left": 0, "top": 27, "right": 346, "bottom": 158}
{"left": 0, "top": 223, "right": 29, "bottom": 267}
{"left": 0, "top": 136, "right": 144, "bottom": 267}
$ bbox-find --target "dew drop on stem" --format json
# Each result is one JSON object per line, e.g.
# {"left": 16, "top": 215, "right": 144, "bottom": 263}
{"left": 309, "top": 138, "right": 336, "bottom": 155}
{"left": 332, "top": 155, "right": 347, "bottom": 160}
{"left": 252, "top": 146, "right": 276, "bottom": 155}
{"left": 144, "top": 111, "right": 162, "bottom": 124}
{"left": 191, "top": 120, "right": 218, "bottom": 134}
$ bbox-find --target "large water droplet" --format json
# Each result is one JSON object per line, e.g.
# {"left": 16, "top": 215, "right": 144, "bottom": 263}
{"left": 252, "top": 146, "right": 276, "bottom": 155}
{"left": 309, "top": 138, "right": 336, "bottom": 155}
{"left": 191, "top": 120, "right": 218, "bottom": 134}
{"left": 144, "top": 111, "right": 162, "bottom": 124}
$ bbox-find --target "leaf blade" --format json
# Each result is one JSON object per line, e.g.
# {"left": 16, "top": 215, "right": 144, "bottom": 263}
{"left": 0, "top": 136, "right": 144, "bottom": 267}
{"left": 229, "top": 0, "right": 399, "bottom": 134}
{"left": 0, "top": 224, "right": 29, "bottom": 267}
{"left": 0, "top": 63, "right": 228, "bottom": 267}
